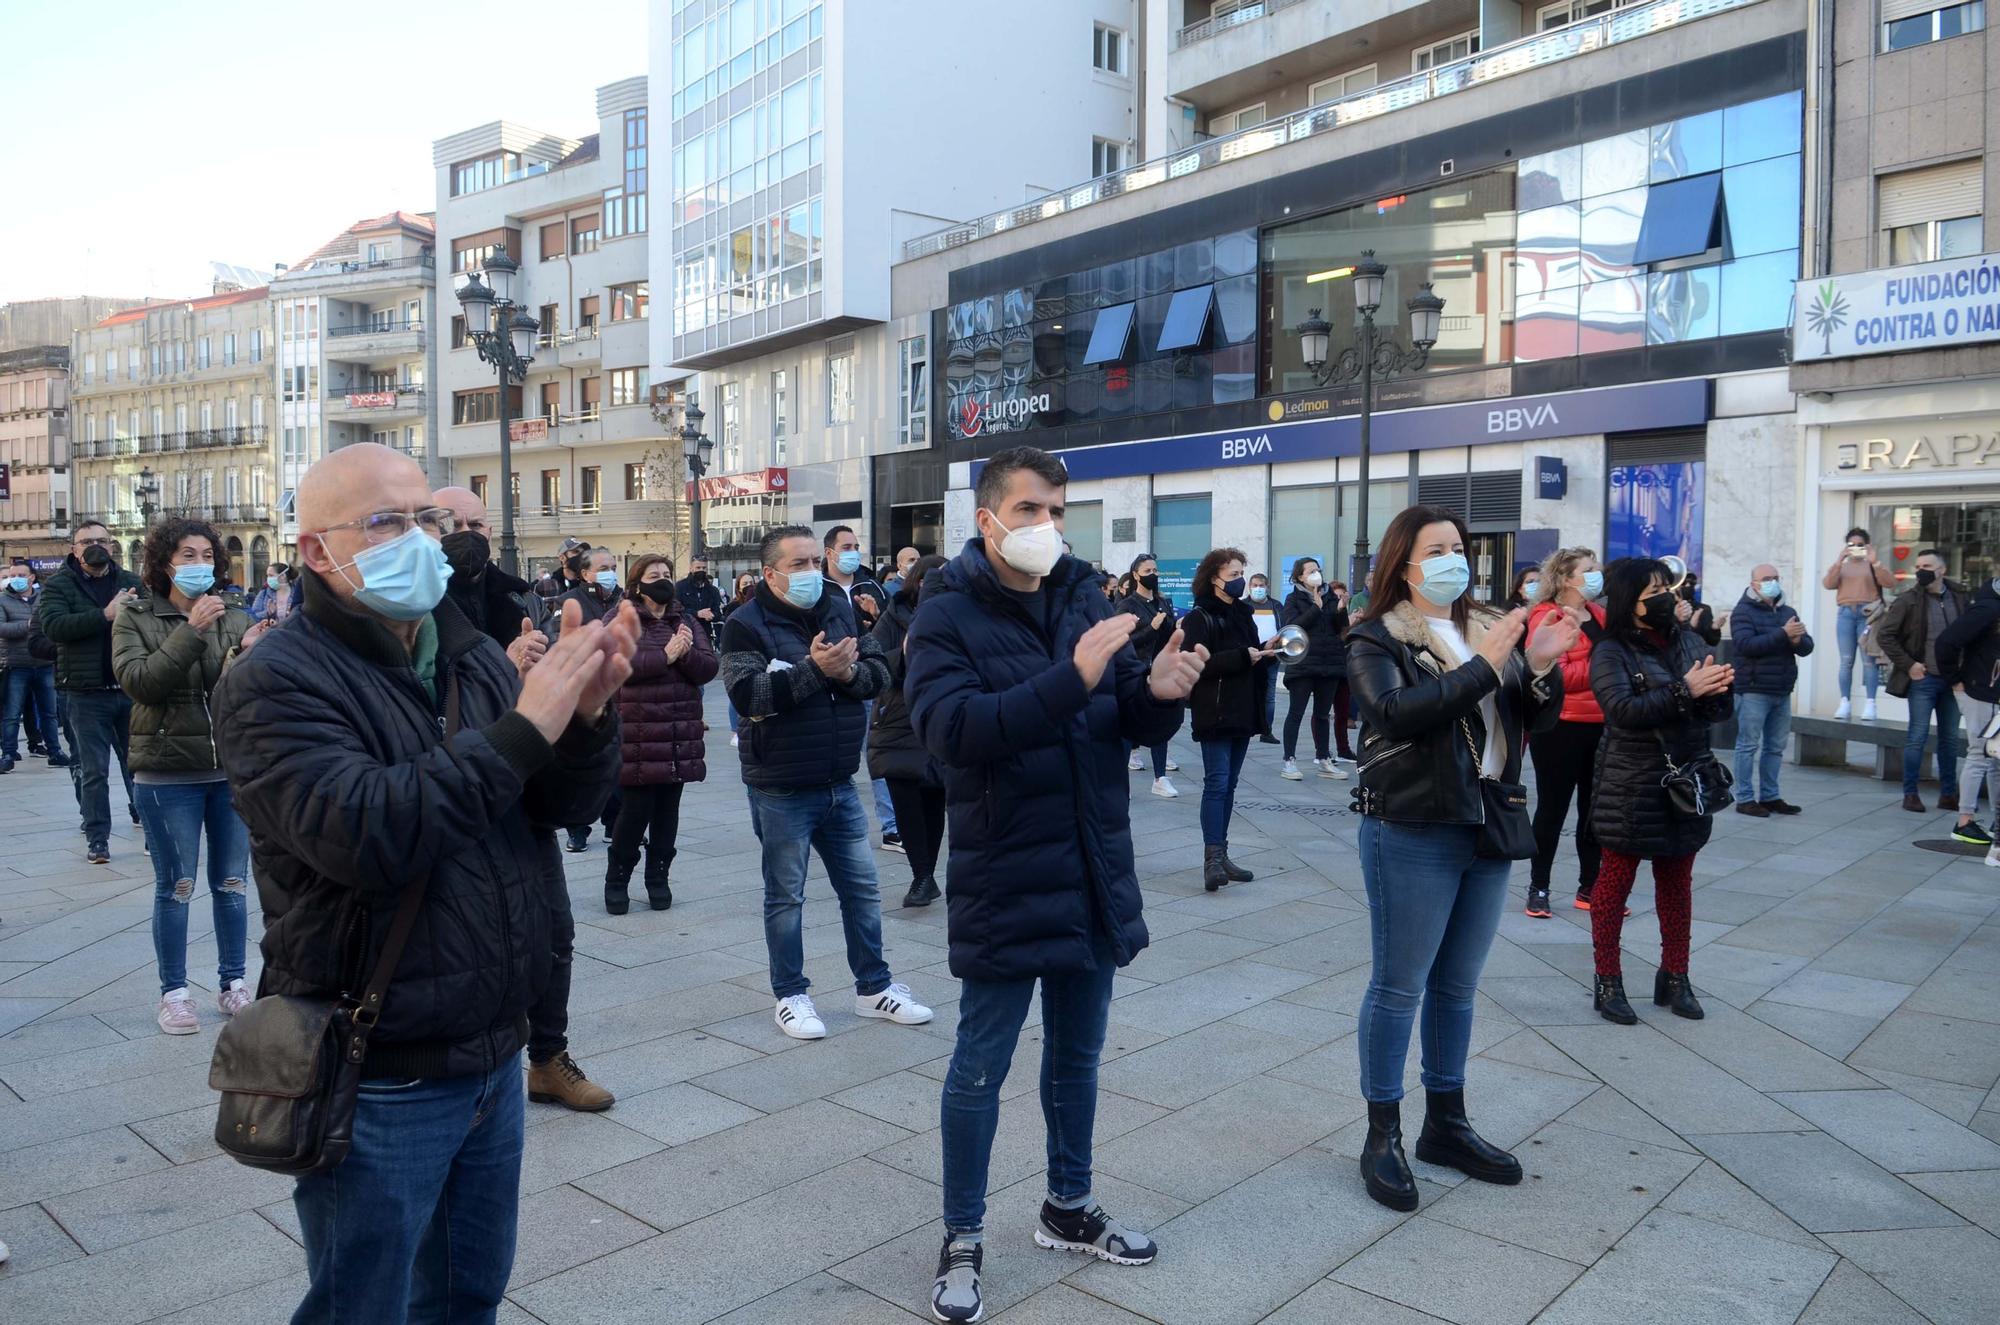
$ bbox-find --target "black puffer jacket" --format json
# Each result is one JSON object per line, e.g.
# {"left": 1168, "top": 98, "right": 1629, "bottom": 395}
{"left": 1178, "top": 592, "right": 1263, "bottom": 741}
{"left": 867, "top": 596, "right": 937, "bottom": 786}
{"left": 1589, "top": 625, "right": 1734, "bottom": 859}
{"left": 1115, "top": 590, "right": 1177, "bottom": 663}
{"left": 1347, "top": 602, "right": 1562, "bottom": 825}
{"left": 1278, "top": 587, "right": 1348, "bottom": 680}
{"left": 1937, "top": 579, "right": 2000, "bottom": 702}
{"left": 719, "top": 582, "right": 887, "bottom": 789}
{"left": 212, "top": 572, "right": 621, "bottom": 1079}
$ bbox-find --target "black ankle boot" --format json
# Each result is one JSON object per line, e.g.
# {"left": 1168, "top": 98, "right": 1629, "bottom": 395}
{"left": 1219, "top": 845, "right": 1253, "bottom": 882}
{"left": 1654, "top": 970, "right": 1705, "bottom": 1020}
{"left": 643, "top": 851, "right": 673, "bottom": 911}
{"left": 605, "top": 854, "right": 636, "bottom": 916}
{"left": 1414, "top": 1088, "right": 1522, "bottom": 1185}
{"left": 902, "top": 874, "right": 941, "bottom": 907}
{"left": 1202, "top": 845, "right": 1229, "bottom": 892}
{"left": 1360, "top": 1100, "right": 1419, "bottom": 1212}
{"left": 1594, "top": 976, "right": 1637, "bottom": 1025}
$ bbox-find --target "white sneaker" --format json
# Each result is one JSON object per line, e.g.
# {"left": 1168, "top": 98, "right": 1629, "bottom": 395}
{"left": 1316, "top": 758, "right": 1350, "bottom": 780}
{"left": 0, "top": 1236, "right": 11, "bottom": 1264}
{"left": 1280, "top": 759, "right": 1304, "bottom": 780}
{"left": 1152, "top": 776, "right": 1179, "bottom": 799}
{"left": 217, "top": 979, "right": 252, "bottom": 1016}
{"left": 856, "top": 982, "right": 934, "bottom": 1025}
{"left": 1985, "top": 844, "right": 2000, "bottom": 869}
{"left": 774, "top": 994, "right": 826, "bottom": 1040}
{"left": 157, "top": 989, "right": 197, "bottom": 1035}
{"left": 730, "top": 733, "right": 740, "bottom": 748}
{"left": 1834, "top": 699, "right": 1851, "bottom": 719}
{"left": 1863, "top": 700, "right": 1878, "bottom": 721}
{"left": 1127, "top": 753, "right": 1143, "bottom": 771}
{"left": 1164, "top": 758, "right": 1180, "bottom": 772}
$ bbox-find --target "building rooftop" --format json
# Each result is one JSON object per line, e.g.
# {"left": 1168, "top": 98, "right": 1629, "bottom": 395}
{"left": 96, "top": 286, "right": 271, "bottom": 327}
{"left": 289, "top": 210, "right": 437, "bottom": 270}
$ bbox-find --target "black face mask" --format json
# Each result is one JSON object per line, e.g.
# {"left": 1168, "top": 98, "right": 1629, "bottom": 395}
{"left": 82, "top": 545, "right": 113, "bottom": 570}
{"left": 689, "top": 570, "right": 708, "bottom": 585}
{"left": 639, "top": 579, "right": 677, "bottom": 606}
{"left": 1138, "top": 573, "right": 1159, "bottom": 593}
{"left": 1641, "top": 591, "right": 1679, "bottom": 624}
{"left": 1916, "top": 568, "right": 1938, "bottom": 587}
{"left": 440, "top": 530, "right": 491, "bottom": 579}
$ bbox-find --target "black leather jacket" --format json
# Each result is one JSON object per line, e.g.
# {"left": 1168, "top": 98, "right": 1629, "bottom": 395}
{"left": 1346, "top": 602, "right": 1563, "bottom": 826}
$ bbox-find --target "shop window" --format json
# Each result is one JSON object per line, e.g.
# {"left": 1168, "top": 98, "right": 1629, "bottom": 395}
{"left": 1630, "top": 173, "right": 1723, "bottom": 265}
{"left": 1066, "top": 502, "right": 1104, "bottom": 568}
{"left": 1083, "top": 303, "right": 1135, "bottom": 365}
{"left": 1150, "top": 495, "right": 1212, "bottom": 603}
{"left": 1157, "top": 286, "right": 1213, "bottom": 353}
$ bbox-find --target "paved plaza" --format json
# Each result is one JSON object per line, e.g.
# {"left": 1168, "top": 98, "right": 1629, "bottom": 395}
{"left": 1, "top": 696, "right": 1998, "bottom": 1324}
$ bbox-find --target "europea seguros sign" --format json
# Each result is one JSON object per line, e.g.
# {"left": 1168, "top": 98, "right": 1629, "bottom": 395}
{"left": 1795, "top": 252, "right": 2000, "bottom": 361}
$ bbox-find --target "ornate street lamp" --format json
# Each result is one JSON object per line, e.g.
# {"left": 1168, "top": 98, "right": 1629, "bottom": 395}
{"left": 135, "top": 467, "right": 160, "bottom": 525}
{"left": 455, "top": 251, "right": 538, "bottom": 574}
{"left": 679, "top": 403, "right": 714, "bottom": 557}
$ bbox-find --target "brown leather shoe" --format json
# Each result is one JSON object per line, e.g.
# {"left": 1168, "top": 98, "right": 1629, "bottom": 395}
{"left": 527, "top": 1051, "right": 615, "bottom": 1112}
{"left": 1902, "top": 794, "right": 1928, "bottom": 813}
{"left": 1939, "top": 793, "right": 1961, "bottom": 812}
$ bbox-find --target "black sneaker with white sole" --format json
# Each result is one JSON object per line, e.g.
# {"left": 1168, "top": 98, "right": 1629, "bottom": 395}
{"left": 1034, "top": 1200, "right": 1157, "bottom": 1265}
{"left": 931, "top": 1237, "right": 983, "bottom": 1323}
{"left": 1953, "top": 820, "right": 1995, "bottom": 846}
{"left": 882, "top": 831, "right": 905, "bottom": 854}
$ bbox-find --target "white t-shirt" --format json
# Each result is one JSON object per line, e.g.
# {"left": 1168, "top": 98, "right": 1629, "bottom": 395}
{"left": 1427, "top": 617, "right": 1505, "bottom": 779}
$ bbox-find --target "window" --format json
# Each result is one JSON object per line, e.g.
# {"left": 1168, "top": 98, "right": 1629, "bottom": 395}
{"left": 1158, "top": 286, "right": 1215, "bottom": 352}
{"left": 539, "top": 303, "right": 559, "bottom": 341}
{"left": 610, "top": 283, "right": 649, "bottom": 321}
{"left": 541, "top": 382, "right": 561, "bottom": 423}
{"left": 1414, "top": 30, "right": 1479, "bottom": 72}
{"left": 577, "top": 295, "right": 600, "bottom": 331}
{"left": 1092, "top": 23, "right": 1125, "bottom": 74}
{"left": 102, "top": 350, "right": 114, "bottom": 382}
{"left": 175, "top": 471, "right": 190, "bottom": 507}
{"left": 127, "top": 347, "right": 138, "bottom": 378}
{"left": 251, "top": 395, "right": 264, "bottom": 429}
{"left": 540, "top": 223, "right": 564, "bottom": 261}
{"left": 1092, "top": 138, "right": 1124, "bottom": 178}
{"left": 470, "top": 474, "right": 489, "bottom": 503}
{"left": 899, "top": 336, "right": 928, "bottom": 446}
{"left": 1630, "top": 172, "right": 1724, "bottom": 265}
{"left": 199, "top": 400, "right": 213, "bottom": 432}
{"left": 453, "top": 388, "right": 518, "bottom": 425}
{"left": 540, "top": 469, "right": 562, "bottom": 515}
{"left": 250, "top": 329, "right": 263, "bottom": 362}
{"left": 451, "top": 229, "right": 516, "bottom": 273}
{"left": 570, "top": 214, "right": 601, "bottom": 255}
{"left": 174, "top": 404, "right": 187, "bottom": 439}
{"left": 609, "top": 367, "right": 649, "bottom": 406}
{"left": 1537, "top": 0, "right": 1643, "bottom": 30}
{"left": 1084, "top": 303, "right": 1137, "bottom": 365}
{"left": 1887, "top": 215, "right": 1984, "bottom": 263}
{"left": 772, "top": 368, "right": 789, "bottom": 449}
{"left": 451, "top": 151, "right": 524, "bottom": 196}
{"left": 82, "top": 356, "right": 92, "bottom": 385}
{"left": 1216, "top": 104, "right": 1266, "bottom": 134}
{"left": 223, "top": 333, "right": 236, "bottom": 365}
{"left": 1879, "top": 159, "right": 1985, "bottom": 262}
{"left": 579, "top": 376, "right": 601, "bottom": 417}
{"left": 451, "top": 315, "right": 470, "bottom": 349}
{"left": 1884, "top": 1, "right": 1986, "bottom": 51}
{"left": 1310, "top": 66, "right": 1377, "bottom": 104}
{"left": 624, "top": 461, "right": 648, "bottom": 501}
{"left": 86, "top": 415, "right": 96, "bottom": 445}
{"left": 225, "top": 398, "right": 238, "bottom": 429}
{"left": 225, "top": 470, "right": 240, "bottom": 506}
{"left": 602, "top": 108, "right": 649, "bottom": 238}
{"left": 198, "top": 337, "right": 210, "bottom": 369}
{"left": 150, "top": 344, "right": 161, "bottom": 376}
{"left": 579, "top": 465, "right": 602, "bottom": 512}
{"left": 826, "top": 343, "right": 854, "bottom": 424}
{"left": 174, "top": 341, "right": 185, "bottom": 372}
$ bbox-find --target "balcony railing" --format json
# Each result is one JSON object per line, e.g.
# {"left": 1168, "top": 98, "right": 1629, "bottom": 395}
{"left": 286, "top": 253, "right": 436, "bottom": 279}
{"left": 326, "top": 385, "right": 427, "bottom": 405}
{"left": 1174, "top": 0, "right": 1309, "bottom": 49}
{"left": 327, "top": 319, "right": 425, "bottom": 338}
{"left": 904, "top": 0, "right": 1767, "bottom": 259}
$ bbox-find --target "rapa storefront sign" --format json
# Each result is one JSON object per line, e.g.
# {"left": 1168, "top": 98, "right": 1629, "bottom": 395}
{"left": 952, "top": 389, "right": 1053, "bottom": 439}
{"left": 1794, "top": 253, "right": 2000, "bottom": 361}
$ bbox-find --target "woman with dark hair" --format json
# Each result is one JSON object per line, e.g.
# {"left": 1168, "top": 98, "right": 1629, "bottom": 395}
{"left": 870, "top": 552, "right": 950, "bottom": 908}
{"left": 1525, "top": 546, "right": 1605, "bottom": 919}
{"left": 249, "top": 562, "right": 296, "bottom": 623}
{"left": 1587, "top": 557, "right": 1735, "bottom": 1025}
{"left": 606, "top": 553, "right": 716, "bottom": 913}
{"left": 1504, "top": 565, "right": 1541, "bottom": 612}
{"left": 723, "top": 570, "right": 758, "bottom": 747}
{"left": 1177, "top": 547, "right": 1276, "bottom": 891}
{"left": 1115, "top": 552, "right": 1182, "bottom": 798}
{"left": 1277, "top": 556, "right": 1349, "bottom": 782}
{"left": 112, "top": 517, "right": 263, "bottom": 1034}
{"left": 1677, "top": 572, "right": 1721, "bottom": 647}
{"left": 1345, "top": 505, "right": 1574, "bottom": 1211}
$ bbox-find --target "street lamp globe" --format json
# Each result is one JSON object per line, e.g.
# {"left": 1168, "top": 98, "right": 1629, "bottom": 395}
{"left": 681, "top": 430, "right": 702, "bottom": 462}
{"left": 681, "top": 401, "right": 706, "bottom": 436}
{"left": 508, "top": 310, "right": 539, "bottom": 364}
{"left": 698, "top": 433, "right": 715, "bottom": 466}
{"left": 1352, "top": 250, "right": 1386, "bottom": 317}
{"left": 1294, "top": 308, "right": 1332, "bottom": 373}
{"left": 457, "top": 273, "right": 495, "bottom": 337}
{"left": 1407, "top": 283, "right": 1445, "bottom": 351}
{"left": 482, "top": 250, "right": 520, "bottom": 307}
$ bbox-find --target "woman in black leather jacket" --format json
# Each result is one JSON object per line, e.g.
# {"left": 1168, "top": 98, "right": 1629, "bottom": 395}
{"left": 1115, "top": 553, "right": 1182, "bottom": 797}
{"left": 1345, "top": 505, "right": 1574, "bottom": 1213}
{"left": 1587, "top": 558, "right": 1735, "bottom": 1025}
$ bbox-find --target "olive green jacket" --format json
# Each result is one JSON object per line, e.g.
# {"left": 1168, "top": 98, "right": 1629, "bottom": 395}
{"left": 111, "top": 594, "right": 254, "bottom": 774}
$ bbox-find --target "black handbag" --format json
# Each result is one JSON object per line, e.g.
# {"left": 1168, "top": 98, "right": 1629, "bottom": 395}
{"left": 1462, "top": 715, "right": 1536, "bottom": 860}
{"left": 1657, "top": 731, "right": 1733, "bottom": 819}
{"left": 209, "top": 678, "right": 456, "bottom": 1175}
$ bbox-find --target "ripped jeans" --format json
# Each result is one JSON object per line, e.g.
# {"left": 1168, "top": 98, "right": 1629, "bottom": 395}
{"left": 136, "top": 779, "right": 249, "bottom": 997}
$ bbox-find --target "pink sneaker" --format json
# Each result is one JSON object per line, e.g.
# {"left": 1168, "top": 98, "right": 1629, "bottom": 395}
{"left": 157, "top": 990, "right": 198, "bottom": 1035}
{"left": 217, "top": 979, "right": 252, "bottom": 1017}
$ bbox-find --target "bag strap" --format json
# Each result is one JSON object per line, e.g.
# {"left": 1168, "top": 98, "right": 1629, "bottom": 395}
{"left": 346, "top": 669, "right": 463, "bottom": 1063}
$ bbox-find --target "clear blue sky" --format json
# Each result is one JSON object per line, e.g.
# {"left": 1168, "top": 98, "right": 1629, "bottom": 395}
{"left": 0, "top": 0, "right": 647, "bottom": 303}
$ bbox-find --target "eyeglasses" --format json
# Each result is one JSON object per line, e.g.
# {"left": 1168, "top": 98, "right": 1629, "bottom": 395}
{"left": 314, "top": 507, "right": 457, "bottom": 544}
{"left": 73, "top": 537, "right": 117, "bottom": 550}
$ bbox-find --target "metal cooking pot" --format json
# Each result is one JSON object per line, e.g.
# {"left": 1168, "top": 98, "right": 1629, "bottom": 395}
{"left": 1273, "top": 624, "right": 1309, "bottom": 663}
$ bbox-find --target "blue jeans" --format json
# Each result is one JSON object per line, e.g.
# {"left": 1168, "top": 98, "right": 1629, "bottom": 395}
{"left": 136, "top": 781, "right": 249, "bottom": 995}
{"left": 1127, "top": 739, "right": 1169, "bottom": 778}
{"left": 941, "top": 942, "right": 1117, "bottom": 1235}
{"left": 67, "top": 689, "right": 135, "bottom": 844}
{"left": 749, "top": 780, "right": 892, "bottom": 999}
{"left": 3, "top": 664, "right": 64, "bottom": 759}
{"left": 1199, "top": 736, "right": 1250, "bottom": 846}
{"left": 291, "top": 1060, "right": 524, "bottom": 1325}
{"left": 1357, "top": 819, "right": 1510, "bottom": 1102}
{"left": 1904, "top": 675, "right": 1962, "bottom": 795}
{"left": 1732, "top": 692, "right": 1792, "bottom": 803}
{"left": 1836, "top": 604, "right": 1880, "bottom": 701}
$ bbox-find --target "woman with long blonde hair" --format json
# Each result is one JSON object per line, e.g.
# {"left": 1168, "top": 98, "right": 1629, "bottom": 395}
{"left": 1524, "top": 547, "right": 1607, "bottom": 919}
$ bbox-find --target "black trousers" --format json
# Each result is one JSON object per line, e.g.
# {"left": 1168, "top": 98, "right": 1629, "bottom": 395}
{"left": 884, "top": 776, "right": 946, "bottom": 883}
{"left": 1281, "top": 673, "right": 1342, "bottom": 761}
{"left": 608, "top": 782, "right": 685, "bottom": 872}
{"left": 526, "top": 828, "right": 573, "bottom": 1064}
{"left": 1529, "top": 719, "right": 1603, "bottom": 892}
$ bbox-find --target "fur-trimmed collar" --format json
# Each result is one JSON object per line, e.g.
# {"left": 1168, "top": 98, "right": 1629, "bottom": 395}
{"left": 1380, "top": 599, "right": 1501, "bottom": 665}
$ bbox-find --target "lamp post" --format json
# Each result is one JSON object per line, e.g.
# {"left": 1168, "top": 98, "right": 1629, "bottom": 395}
{"left": 679, "top": 403, "right": 713, "bottom": 559}
{"left": 135, "top": 467, "right": 160, "bottom": 525}
{"left": 1293, "top": 250, "right": 1444, "bottom": 594}
{"left": 455, "top": 251, "right": 539, "bottom": 576}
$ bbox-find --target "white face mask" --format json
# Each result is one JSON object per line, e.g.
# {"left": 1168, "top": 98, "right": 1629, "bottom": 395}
{"left": 1304, "top": 571, "right": 1324, "bottom": 589}
{"left": 983, "top": 509, "right": 1062, "bottom": 577}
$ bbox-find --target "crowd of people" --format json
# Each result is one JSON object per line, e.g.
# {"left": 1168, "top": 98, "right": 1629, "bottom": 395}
{"left": 7, "top": 436, "right": 1998, "bottom": 1321}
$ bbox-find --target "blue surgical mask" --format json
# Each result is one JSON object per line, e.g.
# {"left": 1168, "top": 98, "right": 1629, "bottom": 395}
{"left": 1413, "top": 553, "right": 1471, "bottom": 607}
{"left": 335, "top": 526, "right": 450, "bottom": 622}
{"left": 5, "top": 576, "right": 27, "bottom": 594}
{"left": 594, "top": 570, "right": 620, "bottom": 592}
{"left": 172, "top": 565, "right": 216, "bottom": 596}
{"left": 782, "top": 567, "right": 823, "bottom": 610}
{"left": 1249, "top": 585, "right": 1268, "bottom": 602}
{"left": 835, "top": 550, "right": 862, "bottom": 576}
{"left": 1760, "top": 578, "right": 1783, "bottom": 601}
{"left": 1581, "top": 570, "right": 1605, "bottom": 599}
{"left": 266, "top": 573, "right": 283, "bottom": 590}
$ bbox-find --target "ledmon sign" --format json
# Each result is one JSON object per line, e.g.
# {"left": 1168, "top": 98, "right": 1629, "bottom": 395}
{"left": 1795, "top": 253, "right": 2000, "bottom": 361}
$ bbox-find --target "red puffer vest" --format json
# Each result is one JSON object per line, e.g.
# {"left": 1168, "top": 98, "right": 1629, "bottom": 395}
{"left": 1528, "top": 599, "right": 1606, "bottom": 724}
{"left": 616, "top": 604, "right": 719, "bottom": 786}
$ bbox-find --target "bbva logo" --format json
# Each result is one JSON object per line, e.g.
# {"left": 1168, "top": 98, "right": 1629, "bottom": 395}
{"left": 1221, "top": 432, "right": 1275, "bottom": 460}
{"left": 1488, "top": 403, "right": 1559, "bottom": 434}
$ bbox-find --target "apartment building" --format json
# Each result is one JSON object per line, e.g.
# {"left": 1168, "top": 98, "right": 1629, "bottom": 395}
{"left": 270, "top": 212, "right": 440, "bottom": 550}
{"left": 434, "top": 77, "right": 664, "bottom": 578}
{"left": 69, "top": 286, "right": 278, "bottom": 580}
{"left": 650, "top": 0, "right": 1142, "bottom": 573}
{"left": 0, "top": 347, "right": 71, "bottom": 564}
